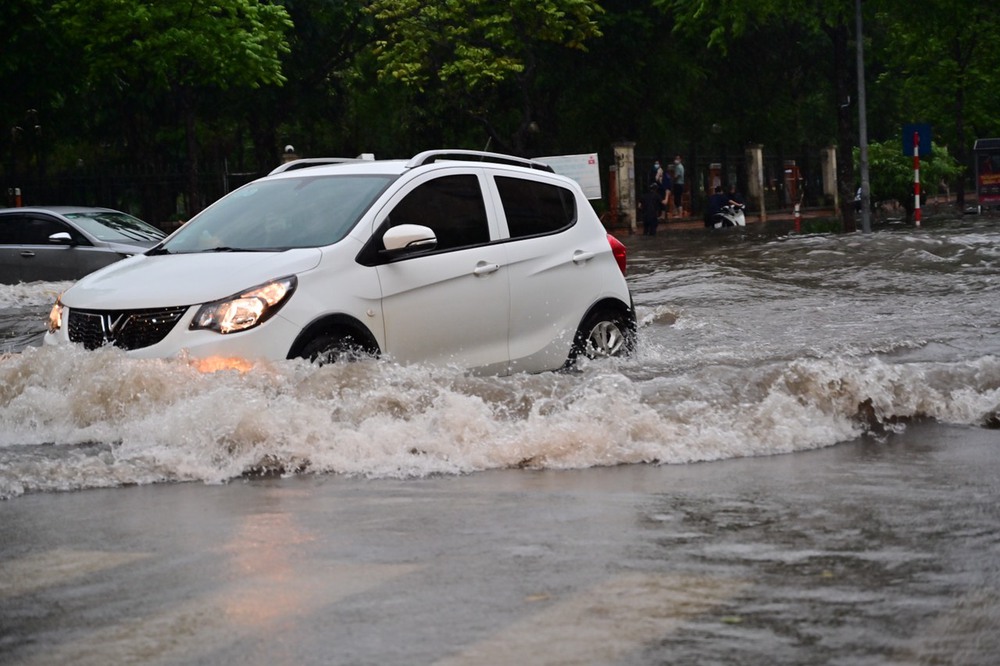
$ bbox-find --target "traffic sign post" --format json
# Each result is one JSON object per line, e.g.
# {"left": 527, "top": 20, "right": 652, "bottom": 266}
{"left": 913, "top": 131, "right": 921, "bottom": 228}
{"left": 904, "top": 124, "right": 930, "bottom": 228}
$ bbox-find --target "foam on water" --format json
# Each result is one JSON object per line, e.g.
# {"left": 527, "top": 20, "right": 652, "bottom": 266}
{"left": 1, "top": 341, "right": 997, "bottom": 499}
{"left": 2, "top": 224, "right": 999, "bottom": 499}
{"left": 0, "top": 280, "right": 72, "bottom": 309}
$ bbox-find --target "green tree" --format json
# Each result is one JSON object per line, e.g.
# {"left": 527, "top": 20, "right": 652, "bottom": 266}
{"left": 660, "top": 0, "right": 861, "bottom": 229}
{"left": 51, "top": 0, "right": 292, "bottom": 214}
{"left": 259, "top": 0, "right": 375, "bottom": 162}
{"left": 874, "top": 0, "right": 1000, "bottom": 206}
{"left": 367, "top": 0, "right": 603, "bottom": 155}
{"left": 856, "top": 139, "right": 962, "bottom": 223}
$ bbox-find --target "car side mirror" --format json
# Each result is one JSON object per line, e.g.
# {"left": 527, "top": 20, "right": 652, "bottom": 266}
{"left": 380, "top": 224, "right": 437, "bottom": 257}
{"left": 48, "top": 231, "right": 75, "bottom": 245}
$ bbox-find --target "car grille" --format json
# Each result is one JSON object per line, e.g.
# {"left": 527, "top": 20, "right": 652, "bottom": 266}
{"left": 67, "top": 306, "right": 189, "bottom": 351}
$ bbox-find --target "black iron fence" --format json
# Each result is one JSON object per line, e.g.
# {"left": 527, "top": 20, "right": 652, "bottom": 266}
{"left": 636, "top": 150, "right": 831, "bottom": 217}
{"left": 1, "top": 162, "right": 265, "bottom": 231}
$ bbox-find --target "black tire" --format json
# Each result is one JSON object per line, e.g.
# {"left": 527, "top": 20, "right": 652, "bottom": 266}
{"left": 571, "top": 306, "right": 636, "bottom": 362}
{"left": 298, "top": 331, "right": 376, "bottom": 365}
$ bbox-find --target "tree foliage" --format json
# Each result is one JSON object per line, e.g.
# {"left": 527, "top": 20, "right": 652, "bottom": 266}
{"left": 856, "top": 139, "right": 962, "bottom": 222}
{"left": 52, "top": 0, "right": 292, "bottom": 91}
{"left": 874, "top": 0, "right": 1000, "bottom": 204}
{"left": 369, "top": 0, "right": 601, "bottom": 89}
{"left": 49, "top": 0, "right": 292, "bottom": 213}
{"left": 367, "top": 0, "right": 603, "bottom": 153}
{"left": 4, "top": 0, "right": 1000, "bottom": 226}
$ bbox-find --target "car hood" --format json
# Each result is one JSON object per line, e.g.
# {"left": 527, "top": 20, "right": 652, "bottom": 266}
{"left": 61, "top": 249, "right": 323, "bottom": 309}
{"left": 103, "top": 240, "right": 163, "bottom": 253}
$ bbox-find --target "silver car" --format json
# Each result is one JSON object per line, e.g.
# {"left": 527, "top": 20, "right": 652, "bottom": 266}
{"left": 0, "top": 206, "right": 166, "bottom": 284}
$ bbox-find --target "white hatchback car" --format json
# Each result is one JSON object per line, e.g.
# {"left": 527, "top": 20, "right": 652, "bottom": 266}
{"left": 45, "top": 150, "right": 635, "bottom": 374}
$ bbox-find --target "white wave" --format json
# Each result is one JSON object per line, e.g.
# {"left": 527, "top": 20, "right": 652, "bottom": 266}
{"left": 0, "top": 281, "right": 74, "bottom": 308}
{"left": 1, "top": 344, "right": 997, "bottom": 499}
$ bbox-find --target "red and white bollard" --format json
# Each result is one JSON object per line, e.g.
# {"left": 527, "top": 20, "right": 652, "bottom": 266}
{"left": 913, "top": 131, "right": 921, "bottom": 228}
{"left": 793, "top": 202, "right": 801, "bottom": 234}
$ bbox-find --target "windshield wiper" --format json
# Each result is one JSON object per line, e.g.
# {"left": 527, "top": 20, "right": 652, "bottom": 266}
{"left": 146, "top": 246, "right": 171, "bottom": 255}
{"left": 203, "top": 246, "right": 283, "bottom": 253}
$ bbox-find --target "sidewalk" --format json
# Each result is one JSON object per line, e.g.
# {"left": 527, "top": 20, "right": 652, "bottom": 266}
{"left": 611, "top": 207, "right": 838, "bottom": 234}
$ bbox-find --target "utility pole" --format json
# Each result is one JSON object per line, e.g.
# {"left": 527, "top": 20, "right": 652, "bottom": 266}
{"left": 856, "top": 0, "right": 872, "bottom": 233}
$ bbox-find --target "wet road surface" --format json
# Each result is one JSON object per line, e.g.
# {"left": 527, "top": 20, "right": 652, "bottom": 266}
{"left": 2, "top": 215, "right": 1000, "bottom": 663}
{"left": 3, "top": 421, "right": 1000, "bottom": 665}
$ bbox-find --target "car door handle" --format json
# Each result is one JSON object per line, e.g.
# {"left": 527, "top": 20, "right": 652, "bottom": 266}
{"left": 473, "top": 262, "right": 500, "bottom": 277}
{"left": 20, "top": 251, "right": 36, "bottom": 258}
{"left": 572, "top": 250, "right": 595, "bottom": 264}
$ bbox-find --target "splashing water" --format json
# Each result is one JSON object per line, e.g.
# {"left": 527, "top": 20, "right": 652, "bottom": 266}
{"left": 2, "top": 218, "right": 998, "bottom": 498}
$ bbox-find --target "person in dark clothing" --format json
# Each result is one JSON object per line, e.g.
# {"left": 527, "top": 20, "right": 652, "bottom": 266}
{"left": 640, "top": 182, "right": 663, "bottom": 235}
{"left": 727, "top": 184, "right": 744, "bottom": 206}
{"left": 657, "top": 167, "right": 672, "bottom": 215}
{"left": 705, "top": 185, "right": 727, "bottom": 228}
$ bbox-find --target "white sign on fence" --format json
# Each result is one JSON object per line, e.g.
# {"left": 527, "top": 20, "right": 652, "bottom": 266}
{"left": 537, "top": 153, "right": 602, "bottom": 200}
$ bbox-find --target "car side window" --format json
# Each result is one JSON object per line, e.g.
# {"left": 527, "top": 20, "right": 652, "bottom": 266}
{"left": 0, "top": 214, "right": 71, "bottom": 244}
{"left": 388, "top": 174, "right": 490, "bottom": 251}
{"left": 495, "top": 176, "right": 576, "bottom": 239}
{"left": 0, "top": 215, "right": 27, "bottom": 244}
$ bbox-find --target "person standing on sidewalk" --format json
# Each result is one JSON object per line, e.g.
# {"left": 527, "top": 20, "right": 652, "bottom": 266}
{"left": 672, "top": 155, "right": 686, "bottom": 218}
{"left": 639, "top": 182, "right": 663, "bottom": 235}
{"left": 657, "top": 165, "right": 672, "bottom": 220}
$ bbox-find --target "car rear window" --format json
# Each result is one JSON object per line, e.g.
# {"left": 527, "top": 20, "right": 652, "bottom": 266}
{"left": 495, "top": 176, "right": 576, "bottom": 239}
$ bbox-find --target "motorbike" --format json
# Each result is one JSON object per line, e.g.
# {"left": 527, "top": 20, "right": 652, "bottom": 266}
{"left": 709, "top": 203, "right": 746, "bottom": 229}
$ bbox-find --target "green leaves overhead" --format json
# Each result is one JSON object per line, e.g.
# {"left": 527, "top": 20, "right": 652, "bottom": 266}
{"left": 660, "top": 0, "right": 853, "bottom": 51}
{"left": 367, "top": 0, "right": 603, "bottom": 92}
{"left": 856, "top": 139, "right": 962, "bottom": 221}
{"left": 7, "top": 0, "right": 1000, "bottom": 220}
{"left": 52, "top": 0, "right": 293, "bottom": 92}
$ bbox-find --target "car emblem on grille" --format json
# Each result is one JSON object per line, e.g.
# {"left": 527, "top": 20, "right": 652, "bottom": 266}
{"left": 103, "top": 313, "right": 127, "bottom": 335}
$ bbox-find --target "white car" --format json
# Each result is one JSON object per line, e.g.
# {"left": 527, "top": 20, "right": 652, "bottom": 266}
{"left": 44, "top": 150, "right": 635, "bottom": 374}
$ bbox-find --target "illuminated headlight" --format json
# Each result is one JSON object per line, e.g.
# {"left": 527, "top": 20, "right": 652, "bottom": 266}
{"left": 48, "top": 298, "right": 64, "bottom": 333}
{"left": 190, "top": 276, "right": 297, "bottom": 334}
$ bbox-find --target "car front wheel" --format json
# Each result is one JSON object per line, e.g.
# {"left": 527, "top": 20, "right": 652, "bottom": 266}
{"left": 298, "top": 331, "right": 377, "bottom": 365}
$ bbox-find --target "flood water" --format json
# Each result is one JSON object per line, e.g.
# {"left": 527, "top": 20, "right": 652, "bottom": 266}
{"left": 2, "top": 216, "right": 998, "bottom": 497}
{"left": 2, "top": 216, "right": 1000, "bottom": 664}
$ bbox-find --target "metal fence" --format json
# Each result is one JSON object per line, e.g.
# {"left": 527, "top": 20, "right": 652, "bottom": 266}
{"left": 6, "top": 150, "right": 835, "bottom": 231}
{"left": 1, "top": 162, "right": 265, "bottom": 231}
{"left": 636, "top": 150, "right": 831, "bottom": 216}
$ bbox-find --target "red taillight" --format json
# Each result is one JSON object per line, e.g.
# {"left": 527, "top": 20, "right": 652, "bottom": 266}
{"left": 607, "top": 233, "right": 627, "bottom": 276}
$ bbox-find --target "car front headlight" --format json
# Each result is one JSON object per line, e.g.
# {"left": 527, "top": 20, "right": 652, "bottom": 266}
{"left": 48, "top": 297, "right": 64, "bottom": 333}
{"left": 190, "top": 276, "right": 297, "bottom": 334}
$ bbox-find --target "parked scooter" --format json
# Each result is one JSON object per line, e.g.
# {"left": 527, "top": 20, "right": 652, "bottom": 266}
{"left": 709, "top": 203, "right": 746, "bottom": 228}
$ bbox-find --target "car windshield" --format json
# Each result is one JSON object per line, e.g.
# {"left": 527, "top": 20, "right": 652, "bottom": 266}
{"left": 160, "top": 175, "right": 393, "bottom": 253}
{"left": 65, "top": 211, "right": 166, "bottom": 243}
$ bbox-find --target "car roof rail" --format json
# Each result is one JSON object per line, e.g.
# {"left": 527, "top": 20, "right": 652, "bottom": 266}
{"left": 405, "top": 149, "right": 555, "bottom": 173}
{"left": 268, "top": 154, "right": 375, "bottom": 175}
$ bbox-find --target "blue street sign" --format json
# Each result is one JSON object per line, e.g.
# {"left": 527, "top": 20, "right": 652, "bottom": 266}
{"left": 903, "top": 123, "right": 932, "bottom": 157}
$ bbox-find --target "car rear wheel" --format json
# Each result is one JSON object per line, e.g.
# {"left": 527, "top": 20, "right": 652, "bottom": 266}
{"left": 572, "top": 306, "right": 635, "bottom": 361}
